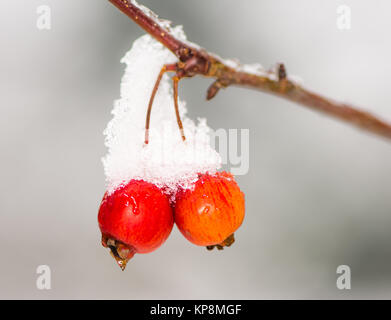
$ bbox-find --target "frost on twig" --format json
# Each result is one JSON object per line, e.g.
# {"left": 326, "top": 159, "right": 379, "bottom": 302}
{"left": 109, "top": 0, "right": 391, "bottom": 140}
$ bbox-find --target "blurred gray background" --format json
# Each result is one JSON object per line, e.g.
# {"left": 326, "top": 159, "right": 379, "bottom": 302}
{"left": 1, "top": 0, "right": 391, "bottom": 299}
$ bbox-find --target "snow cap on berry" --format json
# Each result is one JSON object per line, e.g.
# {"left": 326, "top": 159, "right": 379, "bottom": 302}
{"left": 103, "top": 27, "right": 222, "bottom": 197}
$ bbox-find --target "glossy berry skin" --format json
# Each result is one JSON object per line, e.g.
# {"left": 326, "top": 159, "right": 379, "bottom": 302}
{"left": 98, "top": 180, "right": 173, "bottom": 269}
{"left": 174, "top": 171, "right": 245, "bottom": 247}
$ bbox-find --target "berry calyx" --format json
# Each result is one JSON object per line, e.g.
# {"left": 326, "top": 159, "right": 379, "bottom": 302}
{"left": 174, "top": 171, "right": 245, "bottom": 248}
{"left": 98, "top": 180, "right": 173, "bottom": 270}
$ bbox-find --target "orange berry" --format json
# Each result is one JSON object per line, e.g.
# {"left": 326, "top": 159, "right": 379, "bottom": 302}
{"left": 174, "top": 171, "right": 245, "bottom": 248}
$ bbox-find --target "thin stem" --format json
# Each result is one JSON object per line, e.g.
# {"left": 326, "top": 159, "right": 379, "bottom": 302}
{"left": 145, "top": 65, "right": 167, "bottom": 145}
{"left": 144, "top": 63, "right": 180, "bottom": 145}
{"left": 173, "top": 76, "right": 186, "bottom": 141}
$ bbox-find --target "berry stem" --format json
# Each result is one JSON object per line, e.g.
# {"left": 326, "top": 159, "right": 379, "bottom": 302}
{"left": 145, "top": 65, "right": 168, "bottom": 145}
{"left": 173, "top": 76, "right": 186, "bottom": 142}
{"left": 109, "top": 0, "right": 391, "bottom": 141}
{"left": 144, "top": 64, "right": 186, "bottom": 145}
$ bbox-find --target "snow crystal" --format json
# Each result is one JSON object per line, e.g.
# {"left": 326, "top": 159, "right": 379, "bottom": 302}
{"left": 222, "top": 58, "right": 276, "bottom": 79}
{"left": 103, "top": 27, "right": 222, "bottom": 197}
{"left": 130, "top": 0, "right": 202, "bottom": 50}
{"left": 130, "top": 0, "right": 173, "bottom": 31}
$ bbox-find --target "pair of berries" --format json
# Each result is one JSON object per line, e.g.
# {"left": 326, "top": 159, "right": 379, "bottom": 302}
{"left": 98, "top": 171, "right": 245, "bottom": 270}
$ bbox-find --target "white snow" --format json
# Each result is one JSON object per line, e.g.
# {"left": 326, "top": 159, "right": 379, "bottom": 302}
{"left": 103, "top": 27, "right": 221, "bottom": 197}
{"left": 222, "top": 59, "right": 267, "bottom": 77}
{"left": 130, "top": 0, "right": 172, "bottom": 31}
{"left": 130, "top": 0, "right": 202, "bottom": 51}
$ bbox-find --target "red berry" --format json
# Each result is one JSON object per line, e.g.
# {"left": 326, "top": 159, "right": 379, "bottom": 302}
{"left": 174, "top": 171, "right": 245, "bottom": 249}
{"left": 98, "top": 180, "right": 173, "bottom": 270}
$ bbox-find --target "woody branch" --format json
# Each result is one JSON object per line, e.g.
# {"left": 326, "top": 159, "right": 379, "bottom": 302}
{"left": 109, "top": 0, "right": 391, "bottom": 141}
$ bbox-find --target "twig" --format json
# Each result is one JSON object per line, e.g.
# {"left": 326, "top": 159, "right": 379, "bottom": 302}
{"left": 109, "top": 0, "right": 391, "bottom": 141}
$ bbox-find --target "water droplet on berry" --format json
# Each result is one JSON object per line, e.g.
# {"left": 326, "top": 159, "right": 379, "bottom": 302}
{"left": 130, "top": 196, "right": 139, "bottom": 215}
{"left": 198, "top": 203, "right": 214, "bottom": 215}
